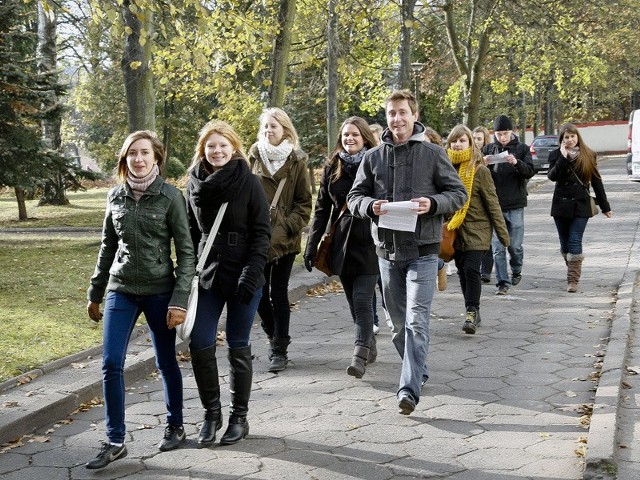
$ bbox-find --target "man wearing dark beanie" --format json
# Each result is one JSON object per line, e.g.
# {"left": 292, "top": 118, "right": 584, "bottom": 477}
{"left": 482, "top": 114, "right": 535, "bottom": 295}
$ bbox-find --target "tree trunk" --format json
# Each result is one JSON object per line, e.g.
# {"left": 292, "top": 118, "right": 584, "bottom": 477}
{"left": 268, "top": 0, "right": 296, "bottom": 108}
{"left": 15, "top": 187, "right": 28, "bottom": 221}
{"left": 121, "top": 0, "right": 155, "bottom": 132}
{"left": 37, "top": 1, "right": 67, "bottom": 206}
{"left": 397, "top": 0, "right": 416, "bottom": 90}
{"left": 326, "top": 0, "right": 338, "bottom": 154}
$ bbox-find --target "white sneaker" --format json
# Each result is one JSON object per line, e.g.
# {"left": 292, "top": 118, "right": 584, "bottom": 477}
{"left": 373, "top": 324, "right": 380, "bottom": 335}
{"left": 446, "top": 262, "right": 454, "bottom": 276}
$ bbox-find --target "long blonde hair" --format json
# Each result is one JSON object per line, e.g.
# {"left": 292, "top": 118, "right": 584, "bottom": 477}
{"left": 558, "top": 123, "right": 599, "bottom": 181}
{"left": 258, "top": 107, "right": 299, "bottom": 148}
{"left": 446, "top": 125, "right": 483, "bottom": 169}
{"left": 189, "top": 120, "right": 248, "bottom": 171}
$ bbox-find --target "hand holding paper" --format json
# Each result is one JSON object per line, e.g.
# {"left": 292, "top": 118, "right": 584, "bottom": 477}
{"left": 378, "top": 201, "right": 419, "bottom": 232}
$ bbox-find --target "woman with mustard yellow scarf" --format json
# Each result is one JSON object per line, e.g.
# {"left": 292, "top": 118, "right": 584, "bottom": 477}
{"left": 445, "top": 125, "right": 510, "bottom": 334}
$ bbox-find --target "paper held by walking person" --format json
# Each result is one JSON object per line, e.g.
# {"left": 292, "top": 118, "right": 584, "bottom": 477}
{"left": 378, "top": 201, "right": 419, "bottom": 232}
{"left": 486, "top": 150, "right": 510, "bottom": 165}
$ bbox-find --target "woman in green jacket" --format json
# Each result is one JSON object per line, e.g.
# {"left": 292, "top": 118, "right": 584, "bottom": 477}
{"left": 445, "top": 125, "right": 509, "bottom": 334}
{"left": 86, "top": 131, "right": 195, "bottom": 469}
{"left": 248, "top": 108, "right": 312, "bottom": 372}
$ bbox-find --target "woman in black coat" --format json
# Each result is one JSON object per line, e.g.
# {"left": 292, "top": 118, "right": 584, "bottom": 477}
{"left": 186, "top": 121, "right": 270, "bottom": 446}
{"left": 547, "top": 123, "right": 612, "bottom": 292}
{"left": 304, "top": 117, "right": 379, "bottom": 378}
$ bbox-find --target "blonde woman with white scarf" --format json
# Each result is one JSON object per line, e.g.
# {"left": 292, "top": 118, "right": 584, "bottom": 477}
{"left": 445, "top": 125, "right": 510, "bottom": 334}
{"left": 248, "top": 108, "right": 312, "bottom": 372}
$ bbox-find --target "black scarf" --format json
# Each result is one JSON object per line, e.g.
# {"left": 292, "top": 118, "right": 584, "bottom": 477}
{"left": 188, "top": 156, "right": 249, "bottom": 230}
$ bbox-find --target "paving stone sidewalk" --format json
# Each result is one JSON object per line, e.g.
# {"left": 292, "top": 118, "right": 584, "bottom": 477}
{"left": 1, "top": 156, "right": 639, "bottom": 479}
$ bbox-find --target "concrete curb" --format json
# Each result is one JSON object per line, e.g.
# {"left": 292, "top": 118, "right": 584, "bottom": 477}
{"left": 583, "top": 223, "right": 640, "bottom": 478}
{"left": 0, "top": 266, "right": 329, "bottom": 446}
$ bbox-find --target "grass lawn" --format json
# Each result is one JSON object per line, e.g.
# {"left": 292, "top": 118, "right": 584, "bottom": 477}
{"left": 0, "top": 184, "right": 318, "bottom": 382}
{"left": 0, "top": 237, "right": 105, "bottom": 381}
{"left": 0, "top": 188, "right": 109, "bottom": 228}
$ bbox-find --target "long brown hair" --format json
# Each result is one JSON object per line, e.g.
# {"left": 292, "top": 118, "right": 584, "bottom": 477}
{"left": 116, "top": 131, "right": 165, "bottom": 182}
{"left": 327, "top": 116, "right": 377, "bottom": 182}
{"left": 446, "top": 124, "right": 483, "bottom": 169}
{"left": 558, "top": 123, "right": 600, "bottom": 181}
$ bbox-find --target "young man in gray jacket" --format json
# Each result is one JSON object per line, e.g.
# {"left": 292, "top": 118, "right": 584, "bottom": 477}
{"left": 348, "top": 90, "right": 467, "bottom": 415}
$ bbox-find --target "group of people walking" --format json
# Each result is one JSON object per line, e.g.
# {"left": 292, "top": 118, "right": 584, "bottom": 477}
{"left": 84, "top": 89, "right": 612, "bottom": 469}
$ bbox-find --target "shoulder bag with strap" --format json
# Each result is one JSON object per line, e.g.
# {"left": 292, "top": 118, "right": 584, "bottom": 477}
{"left": 176, "top": 202, "right": 228, "bottom": 342}
{"left": 568, "top": 167, "right": 598, "bottom": 217}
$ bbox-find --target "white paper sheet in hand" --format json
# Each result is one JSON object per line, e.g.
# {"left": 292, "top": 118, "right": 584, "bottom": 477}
{"left": 486, "top": 150, "right": 509, "bottom": 165}
{"left": 378, "top": 201, "right": 419, "bottom": 232}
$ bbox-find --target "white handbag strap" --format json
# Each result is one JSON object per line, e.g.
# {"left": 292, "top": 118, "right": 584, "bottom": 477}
{"left": 196, "top": 202, "right": 228, "bottom": 274}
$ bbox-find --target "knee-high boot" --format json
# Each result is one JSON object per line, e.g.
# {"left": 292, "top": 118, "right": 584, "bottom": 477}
{"left": 566, "top": 253, "right": 584, "bottom": 293}
{"left": 190, "top": 345, "right": 222, "bottom": 444}
{"left": 220, "top": 345, "right": 252, "bottom": 445}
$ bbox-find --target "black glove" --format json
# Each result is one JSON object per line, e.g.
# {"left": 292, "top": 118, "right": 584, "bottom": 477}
{"left": 303, "top": 254, "right": 314, "bottom": 272}
{"left": 235, "top": 281, "right": 254, "bottom": 305}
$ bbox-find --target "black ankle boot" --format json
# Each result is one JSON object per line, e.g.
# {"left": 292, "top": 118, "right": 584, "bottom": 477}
{"left": 198, "top": 409, "right": 223, "bottom": 444}
{"left": 219, "top": 414, "right": 249, "bottom": 445}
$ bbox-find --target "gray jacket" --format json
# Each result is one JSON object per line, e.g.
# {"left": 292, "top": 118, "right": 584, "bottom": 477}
{"left": 347, "top": 123, "right": 467, "bottom": 261}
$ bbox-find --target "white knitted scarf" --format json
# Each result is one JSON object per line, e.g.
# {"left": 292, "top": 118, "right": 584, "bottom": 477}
{"left": 257, "top": 138, "right": 293, "bottom": 176}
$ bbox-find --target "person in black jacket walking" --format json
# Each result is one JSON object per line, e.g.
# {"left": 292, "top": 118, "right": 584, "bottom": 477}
{"left": 482, "top": 114, "right": 535, "bottom": 295}
{"left": 547, "top": 123, "right": 611, "bottom": 292}
{"left": 304, "top": 117, "right": 380, "bottom": 378}
{"left": 186, "top": 121, "right": 271, "bottom": 446}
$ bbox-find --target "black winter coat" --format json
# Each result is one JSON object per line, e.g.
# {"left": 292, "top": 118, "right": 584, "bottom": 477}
{"left": 482, "top": 135, "right": 535, "bottom": 210}
{"left": 305, "top": 160, "right": 378, "bottom": 276}
{"left": 547, "top": 149, "right": 611, "bottom": 218}
{"left": 186, "top": 157, "right": 271, "bottom": 299}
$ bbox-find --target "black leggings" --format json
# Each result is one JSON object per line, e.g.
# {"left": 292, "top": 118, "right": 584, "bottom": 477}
{"left": 453, "top": 250, "right": 484, "bottom": 310}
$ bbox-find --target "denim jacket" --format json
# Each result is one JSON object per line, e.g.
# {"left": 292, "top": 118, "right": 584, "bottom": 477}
{"left": 87, "top": 176, "right": 196, "bottom": 309}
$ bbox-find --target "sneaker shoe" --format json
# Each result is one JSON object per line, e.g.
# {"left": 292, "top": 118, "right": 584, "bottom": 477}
{"left": 495, "top": 285, "right": 509, "bottom": 296}
{"left": 398, "top": 394, "right": 416, "bottom": 415}
{"left": 446, "top": 262, "right": 454, "bottom": 275}
{"left": 158, "top": 425, "right": 186, "bottom": 452}
{"left": 373, "top": 323, "right": 380, "bottom": 335}
{"left": 511, "top": 273, "right": 522, "bottom": 286}
{"left": 86, "top": 442, "right": 127, "bottom": 469}
{"left": 481, "top": 275, "right": 491, "bottom": 284}
{"left": 437, "top": 265, "right": 447, "bottom": 291}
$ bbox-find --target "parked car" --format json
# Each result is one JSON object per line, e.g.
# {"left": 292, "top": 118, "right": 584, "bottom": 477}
{"left": 530, "top": 135, "right": 559, "bottom": 173}
{"left": 627, "top": 109, "right": 640, "bottom": 181}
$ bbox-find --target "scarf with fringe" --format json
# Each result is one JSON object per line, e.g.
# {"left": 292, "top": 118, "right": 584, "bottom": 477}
{"left": 446, "top": 147, "right": 475, "bottom": 230}
{"left": 257, "top": 138, "right": 293, "bottom": 176}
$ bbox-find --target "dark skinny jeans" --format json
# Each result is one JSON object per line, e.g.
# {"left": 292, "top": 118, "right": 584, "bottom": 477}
{"left": 340, "top": 273, "right": 378, "bottom": 348}
{"left": 258, "top": 252, "right": 296, "bottom": 340}
{"left": 453, "top": 250, "right": 484, "bottom": 310}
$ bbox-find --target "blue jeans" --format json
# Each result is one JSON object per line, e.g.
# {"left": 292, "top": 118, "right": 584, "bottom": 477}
{"left": 492, "top": 207, "right": 525, "bottom": 287}
{"left": 189, "top": 286, "right": 262, "bottom": 351}
{"left": 378, "top": 255, "right": 438, "bottom": 404}
{"left": 102, "top": 291, "right": 182, "bottom": 444}
{"left": 553, "top": 216, "right": 589, "bottom": 255}
{"left": 258, "top": 253, "right": 296, "bottom": 340}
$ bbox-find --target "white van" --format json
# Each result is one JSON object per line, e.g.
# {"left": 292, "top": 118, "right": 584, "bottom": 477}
{"left": 626, "top": 109, "right": 640, "bottom": 181}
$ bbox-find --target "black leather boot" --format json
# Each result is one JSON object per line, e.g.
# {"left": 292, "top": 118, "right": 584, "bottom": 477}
{"left": 190, "top": 345, "right": 222, "bottom": 444}
{"left": 346, "top": 345, "right": 370, "bottom": 379}
{"left": 220, "top": 345, "right": 252, "bottom": 445}
{"left": 268, "top": 336, "right": 290, "bottom": 373}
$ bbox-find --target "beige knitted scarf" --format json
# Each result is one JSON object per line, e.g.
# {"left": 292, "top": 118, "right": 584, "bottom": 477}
{"left": 446, "top": 148, "right": 475, "bottom": 230}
